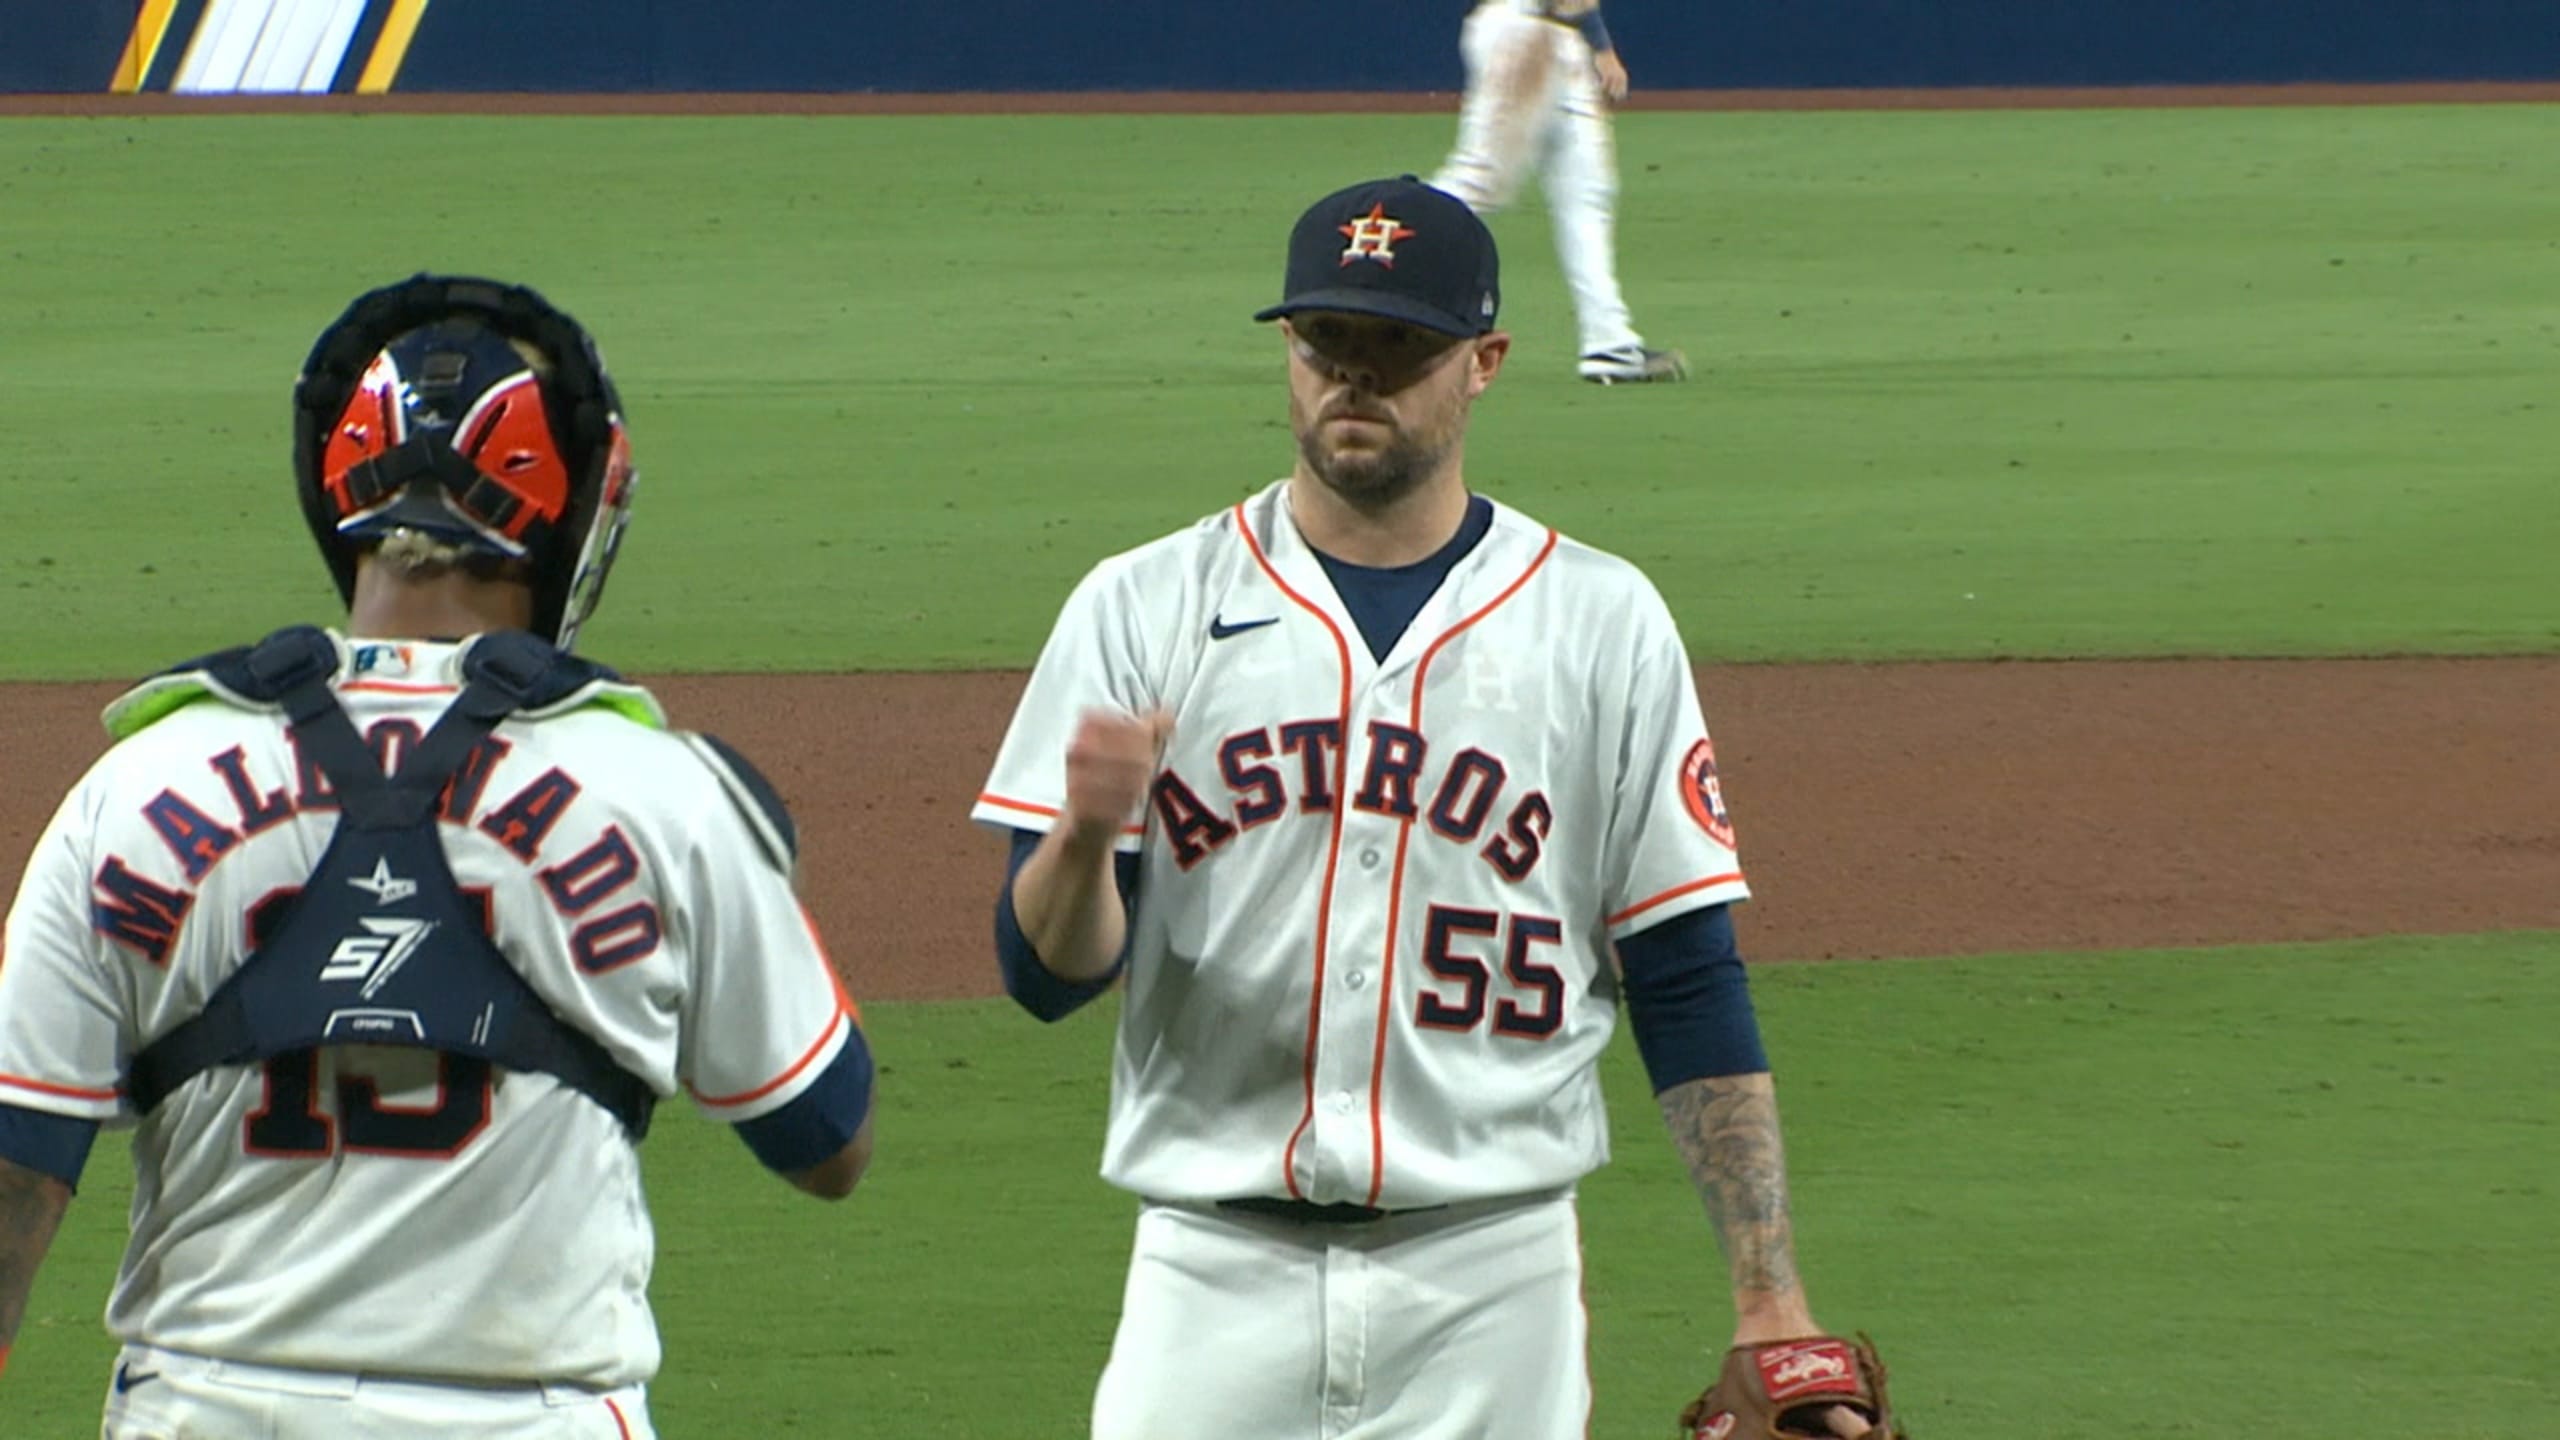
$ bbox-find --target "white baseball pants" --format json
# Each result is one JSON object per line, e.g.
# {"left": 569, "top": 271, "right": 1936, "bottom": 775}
{"left": 1091, "top": 1190, "right": 1591, "bottom": 1439}
{"left": 99, "top": 1343, "right": 655, "bottom": 1439}
{"left": 1432, "top": 1, "right": 1644, "bottom": 358}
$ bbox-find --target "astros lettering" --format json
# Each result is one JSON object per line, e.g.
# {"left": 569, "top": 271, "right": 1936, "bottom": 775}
{"left": 1151, "top": 718, "right": 1551, "bottom": 878}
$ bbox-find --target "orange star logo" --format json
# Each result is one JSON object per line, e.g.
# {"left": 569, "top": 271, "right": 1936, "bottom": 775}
{"left": 1339, "top": 203, "right": 1417, "bottom": 267}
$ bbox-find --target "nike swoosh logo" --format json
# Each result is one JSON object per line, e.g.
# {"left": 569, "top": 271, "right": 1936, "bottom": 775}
{"left": 1209, "top": 615, "right": 1280, "bottom": 641}
{"left": 114, "top": 1363, "right": 160, "bottom": 1394}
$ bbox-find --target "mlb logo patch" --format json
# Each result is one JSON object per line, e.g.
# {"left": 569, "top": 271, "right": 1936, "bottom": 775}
{"left": 352, "top": 643, "right": 416, "bottom": 676}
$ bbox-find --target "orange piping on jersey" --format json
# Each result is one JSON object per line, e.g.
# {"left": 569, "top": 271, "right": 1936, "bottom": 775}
{"left": 976, "top": 791, "right": 1144, "bottom": 838}
{"left": 1605, "top": 872, "right": 1746, "bottom": 929}
{"left": 0, "top": 1071, "right": 121, "bottom": 1103}
{"left": 1365, "top": 526, "right": 1559, "bottom": 1205}
{"left": 338, "top": 680, "right": 460, "bottom": 696}
{"left": 802, "top": 904, "right": 863, "bottom": 1024}
{"left": 689, "top": 1011, "right": 848, "bottom": 1109}
{"left": 605, "top": 1397, "right": 633, "bottom": 1438}
{"left": 1237, "top": 500, "right": 1355, "bottom": 1203}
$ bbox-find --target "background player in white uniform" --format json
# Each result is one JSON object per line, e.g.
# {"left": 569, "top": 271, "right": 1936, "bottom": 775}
{"left": 973, "top": 179, "right": 1880, "bottom": 1438}
{"left": 1432, "top": 0, "right": 1690, "bottom": 384}
{"left": 0, "top": 275, "right": 874, "bottom": 1438}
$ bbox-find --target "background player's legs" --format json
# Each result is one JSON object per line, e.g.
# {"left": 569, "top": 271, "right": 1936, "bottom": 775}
{"left": 1091, "top": 1204, "right": 1328, "bottom": 1438}
{"left": 1431, "top": 6, "right": 1562, "bottom": 215}
{"left": 1342, "top": 1193, "right": 1590, "bottom": 1440}
{"left": 1538, "top": 46, "right": 1645, "bottom": 362}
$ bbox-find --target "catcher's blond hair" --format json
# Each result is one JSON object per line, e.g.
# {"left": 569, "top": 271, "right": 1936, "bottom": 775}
{"left": 373, "top": 527, "right": 478, "bottom": 577}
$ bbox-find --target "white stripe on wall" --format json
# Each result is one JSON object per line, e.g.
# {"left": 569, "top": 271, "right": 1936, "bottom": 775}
{"left": 174, "top": 0, "right": 369, "bottom": 94}
{"left": 294, "top": 0, "right": 373, "bottom": 91}
{"left": 173, "top": 0, "right": 269, "bottom": 92}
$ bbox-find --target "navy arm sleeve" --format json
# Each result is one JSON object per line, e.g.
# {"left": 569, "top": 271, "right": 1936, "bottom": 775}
{"left": 995, "top": 827, "right": 1139, "bottom": 1023}
{"left": 1571, "top": 6, "right": 1614, "bottom": 52}
{"left": 1615, "top": 904, "right": 1769, "bottom": 1094}
{"left": 0, "top": 1103, "right": 100, "bottom": 1190}
{"left": 733, "top": 1026, "right": 874, "bottom": 1175}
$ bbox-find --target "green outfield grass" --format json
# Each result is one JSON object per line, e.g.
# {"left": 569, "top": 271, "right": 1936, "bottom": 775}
{"left": 1, "top": 106, "right": 2555, "bottom": 679}
{"left": 9, "top": 933, "right": 2555, "bottom": 1435}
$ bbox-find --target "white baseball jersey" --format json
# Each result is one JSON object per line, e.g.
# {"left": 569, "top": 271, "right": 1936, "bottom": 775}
{"left": 0, "top": 633, "right": 855, "bottom": 1389}
{"left": 974, "top": 480, "right": 1746, "bottom": 1209}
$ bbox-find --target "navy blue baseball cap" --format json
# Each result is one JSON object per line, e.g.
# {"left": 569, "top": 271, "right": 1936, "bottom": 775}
{"left": 1253, "top": 175, "right": 1501, "bottom": 338}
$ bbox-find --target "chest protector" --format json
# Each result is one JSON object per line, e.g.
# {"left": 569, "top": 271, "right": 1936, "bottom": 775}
{"left": 125, "top": 627, "right": 656, "bottom": 1138}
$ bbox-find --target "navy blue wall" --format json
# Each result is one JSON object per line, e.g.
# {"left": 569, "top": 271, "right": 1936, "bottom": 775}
{"left": 400, "top": 1, "right": 1457, "bottom": 93}
{"left": 7, "top": 0, "right": 2557, "bottom": 95}
{"left": 1690, "top": 0, "right": 2560, "bottom": 89}
{"left": 395, "top": 0, "right": 2560, "bottom": 92}
{"left": 1, "top": 2, "right": 136, "bottom": 93}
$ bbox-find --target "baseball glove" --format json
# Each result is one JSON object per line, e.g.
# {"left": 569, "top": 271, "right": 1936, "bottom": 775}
{"left": 1676, "top": 1334, "right": 1905, "bottom": 1439}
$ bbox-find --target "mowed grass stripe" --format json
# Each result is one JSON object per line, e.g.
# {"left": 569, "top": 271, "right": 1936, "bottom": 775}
{"left": 1, "top": 106, "right": 2554, "bottom": 677}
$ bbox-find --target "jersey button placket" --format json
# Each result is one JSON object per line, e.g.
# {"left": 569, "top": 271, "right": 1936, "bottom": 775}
{"left": 1311, "top": 684, "right": 1402, "bottom": 1204}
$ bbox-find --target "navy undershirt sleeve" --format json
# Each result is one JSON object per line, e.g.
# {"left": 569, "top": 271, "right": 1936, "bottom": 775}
{"left": 1572, "top": 7, "right": 1614, "bottom": 54}
{"left": 995, "top": 827, "right": 1141, "bottom": 1022}
{"left": 1615, "top": 904, "right": 1770, "bottom": 1093}
{"left": 733, "top": 1027, "right": 875, "bottom": 1175}
{"left": 0, "top": 1102, "right": 100, "bottom": 1190}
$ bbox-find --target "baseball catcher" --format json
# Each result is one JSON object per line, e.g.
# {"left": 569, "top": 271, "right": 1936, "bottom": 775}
{"left": 0, "top": 273, "right": 874, "bottom": 1438}
{"left": 1678, "top": 1334, "right": 1905, "bottom": 1439}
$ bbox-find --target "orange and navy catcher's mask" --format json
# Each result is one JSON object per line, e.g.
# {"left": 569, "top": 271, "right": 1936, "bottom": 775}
{"left": 293, "top": 274, "right": 636, "bottom": 651}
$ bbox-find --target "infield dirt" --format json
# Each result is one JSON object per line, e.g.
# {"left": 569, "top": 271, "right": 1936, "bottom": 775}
{"left": 7, "top": 656, "right": 2556, "bottom": 999}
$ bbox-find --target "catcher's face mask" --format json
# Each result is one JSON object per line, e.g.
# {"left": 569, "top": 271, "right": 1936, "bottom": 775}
{"left": 294, "top": 275, "right": 638, "bottom": 651}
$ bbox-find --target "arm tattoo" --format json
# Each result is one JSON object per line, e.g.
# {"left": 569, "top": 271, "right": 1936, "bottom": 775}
{"left": 1657, "top": 1073, "right": 1802, "bottom": 1303}
{"left": 0, "top": 1160, "right": 75, "bottom": 1356}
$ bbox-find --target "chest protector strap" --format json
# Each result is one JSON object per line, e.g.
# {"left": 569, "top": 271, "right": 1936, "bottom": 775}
{"left": 126, "top": 629, "right": 657, "bottom": 1139}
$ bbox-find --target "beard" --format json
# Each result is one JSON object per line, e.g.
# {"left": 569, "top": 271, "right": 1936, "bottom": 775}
{"left": 1292, "top": 396, "right": 1461, "bottom": 512}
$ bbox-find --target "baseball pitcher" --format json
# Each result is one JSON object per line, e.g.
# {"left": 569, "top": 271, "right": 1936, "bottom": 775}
{"left": 0, "top": 275, "right": 876, "bottom": 1438}
{"left": 974, "top": 179, "right": 1897, "bottom": 1438}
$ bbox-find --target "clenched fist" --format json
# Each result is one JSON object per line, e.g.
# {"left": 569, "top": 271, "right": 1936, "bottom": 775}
{"left": 1060, "top": 708, "right": 1174, "bottom": 845}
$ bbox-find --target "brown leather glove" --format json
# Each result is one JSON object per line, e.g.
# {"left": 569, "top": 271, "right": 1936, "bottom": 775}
{"left": 1676, "top": 1334, "right": 1904, "bottom": 1439}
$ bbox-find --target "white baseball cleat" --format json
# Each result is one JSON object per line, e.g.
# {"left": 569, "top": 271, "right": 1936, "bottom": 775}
{"left": 1577, "top": 346, "right": 1690, "bottom": 384}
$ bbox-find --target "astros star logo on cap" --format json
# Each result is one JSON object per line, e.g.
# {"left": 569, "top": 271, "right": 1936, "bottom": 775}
{"left": 1338, "top": 203, "right": 1417, "bottom": 268}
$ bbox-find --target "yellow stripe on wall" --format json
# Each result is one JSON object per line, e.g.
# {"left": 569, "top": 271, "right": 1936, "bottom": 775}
{"left": 110, "top": 0, "right": 186, "bottom": 93}
{"left": 354, "top": 0, "right": 433, "bottom": 94}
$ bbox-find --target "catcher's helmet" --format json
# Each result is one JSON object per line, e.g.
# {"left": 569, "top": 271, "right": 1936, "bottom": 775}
{"left": 293, "top": 274, "right": 635, "bottom": 651}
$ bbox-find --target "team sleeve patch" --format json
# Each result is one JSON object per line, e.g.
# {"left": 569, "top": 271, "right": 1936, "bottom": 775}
{"left": 682, "top": 732, "right": 799, "bottom": 875}
{"left": 1680, "top": 737, "right": 1738, "bottom": 850}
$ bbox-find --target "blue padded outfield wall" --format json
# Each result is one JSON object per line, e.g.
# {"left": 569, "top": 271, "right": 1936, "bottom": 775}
{"left": 9, "top": 0, "right": 2557, "bottom": 96}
